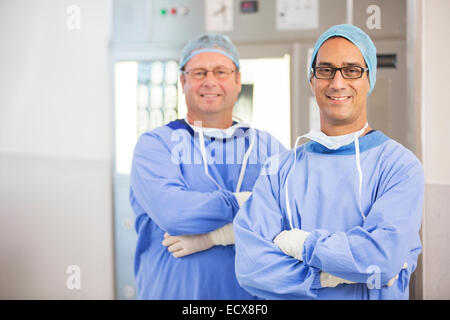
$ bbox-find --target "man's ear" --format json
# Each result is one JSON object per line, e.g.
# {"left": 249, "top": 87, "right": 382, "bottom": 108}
{"left": 180, "top": 74, "right": 186, "bottom": 93}
{"left": 366, "top": 71, "right": 371, "bottom": 95}
{"left": 236, "top": 71, "right": 242, "bottom": 96}
{"left": 309, "top": 74, "right": 315, "bottom": 95}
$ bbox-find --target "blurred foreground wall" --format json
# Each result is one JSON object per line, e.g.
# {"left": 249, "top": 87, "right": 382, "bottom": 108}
{"left": 0, "top": 0, "right": 114, "bottom": 299}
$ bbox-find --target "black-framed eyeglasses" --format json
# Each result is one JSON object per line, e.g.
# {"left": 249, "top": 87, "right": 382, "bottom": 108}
{"left": 183, "top": 67, "right": 236, "bottom": 80}
{"left": 312, "top": 66, "right": 369, "bottom": 79}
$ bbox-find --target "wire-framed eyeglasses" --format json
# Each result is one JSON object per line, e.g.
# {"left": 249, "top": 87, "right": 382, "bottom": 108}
{"left": 183, "top": 67, "right": 237, "bottom": 80}
{"left": 312, "top": 66, "right": 369, "bottom": 79}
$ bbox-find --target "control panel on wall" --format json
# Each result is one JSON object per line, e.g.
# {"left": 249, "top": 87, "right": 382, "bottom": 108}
{"left": 151, "top": 0, "right": 204, "bottom": 42}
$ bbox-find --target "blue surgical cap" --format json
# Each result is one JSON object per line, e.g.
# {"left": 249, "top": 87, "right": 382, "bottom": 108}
{"left": 179, "top": 33, "right": 240, "bottom": 70}
{"left": 309, "top": 24, "right": 377, "bottom": 95}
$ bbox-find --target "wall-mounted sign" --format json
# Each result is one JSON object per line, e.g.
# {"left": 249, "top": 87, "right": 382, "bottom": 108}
{"left": 276, "top": 0, "right": 319, "bottom": 31}
{"left": 205, "top": 0, "right": 234, "bottom": 32}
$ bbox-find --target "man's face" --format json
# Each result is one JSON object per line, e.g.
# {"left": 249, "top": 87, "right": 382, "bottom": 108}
{"left": 180, "top": 51, "right": 241, "bottom": 121}
{"left": 310, "top": 37, "right": 371, "bottom": 128}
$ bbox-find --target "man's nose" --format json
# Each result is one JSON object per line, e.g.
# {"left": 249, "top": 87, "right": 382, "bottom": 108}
{"left": 328, "top": 69, "right": 347, "bottom": 90}
{"left": 202, "top": 71, "right": 218, "bottom": 85}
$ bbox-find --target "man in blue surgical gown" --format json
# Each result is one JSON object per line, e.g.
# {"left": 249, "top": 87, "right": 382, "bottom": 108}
{"left": 129, "top": 33, "right": 286, "bottom": 299}
{"left": 234, "top": 24, "right": 424, "bottom": 300}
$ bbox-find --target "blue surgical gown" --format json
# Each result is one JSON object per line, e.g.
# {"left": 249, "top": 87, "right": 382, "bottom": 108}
{"left": 234, "top": 130, "right": 424, "bottom": 300}
{"left": 130, "top": 119, "right": 286, "bottom": 299}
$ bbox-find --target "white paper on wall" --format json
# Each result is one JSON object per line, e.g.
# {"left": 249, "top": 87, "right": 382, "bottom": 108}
{"left": 205, "top": 0, "right": 234, "bottom": 32}
{"left": 276, "top": 0, "right": 319, "bottom": 31}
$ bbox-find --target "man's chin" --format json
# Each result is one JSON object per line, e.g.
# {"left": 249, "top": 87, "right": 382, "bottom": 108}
{"left": 197, "top": 104, "right": 229, "bottom": 114}
{"left": 322, "top": 112, "right": 356, "bottom": 126}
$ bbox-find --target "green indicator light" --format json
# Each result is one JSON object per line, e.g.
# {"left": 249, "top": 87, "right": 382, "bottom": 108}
{"left": 161, "top": 8, "right": 167, "bottom": 15}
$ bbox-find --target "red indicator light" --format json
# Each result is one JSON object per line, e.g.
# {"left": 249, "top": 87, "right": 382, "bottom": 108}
{"left": 240, "top": 1, "right": 258, "bottom": 13}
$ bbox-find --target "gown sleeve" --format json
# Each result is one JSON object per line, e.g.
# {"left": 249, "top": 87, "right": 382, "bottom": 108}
{"left": 130, "top": 132, "right": 240, "bottom": 236}
{"left": 302, "top": 150, "right": 424, "bottom": 286}
{"left": 234, "top": 155, "right": 322, "bottom": 299}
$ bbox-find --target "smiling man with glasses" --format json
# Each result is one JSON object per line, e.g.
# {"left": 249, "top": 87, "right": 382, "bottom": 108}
{"left": 179, "top": 41, "right": 242, "bottom": 129}
{"left": 129, "top": 33, "right": 285, "bottom": 300}
{"left": 309, "top": 36, "right": 374, "bottom": 134}
{"left": 234, "top": 24, "right": 424, "bottom": 300}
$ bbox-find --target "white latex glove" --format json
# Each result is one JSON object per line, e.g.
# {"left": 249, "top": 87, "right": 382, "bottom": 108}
{"left": 320, "top": 262, "right": 408, "bottom": 288}
{"left": 273, "top": 228, "right": 311, "bottom": 261}
{"left": 320, "top": 272, "right": 356, "bottom": 288}
{"left": 209, "top": 223, "right": 235, "bottom": 246}
{"left": 233, "top": 192, "right": 252, "bottom": 207}
{"left": 162, "top": 232, "right": 213, "bottom": 258}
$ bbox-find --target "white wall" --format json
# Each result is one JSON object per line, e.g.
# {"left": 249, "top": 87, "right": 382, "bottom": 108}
{"left": 0, "top": 0, "right": 114, "bottom": 299}
{"left": 421, "top": 0, "right": 450, "bottom": 299}
{"left": 422, "top": 0, "right": 450, "bottom": 184}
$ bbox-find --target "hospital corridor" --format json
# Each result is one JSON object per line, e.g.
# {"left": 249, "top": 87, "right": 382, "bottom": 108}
{"left": 0, "top": 0, "right": 449, "bottom": 303}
